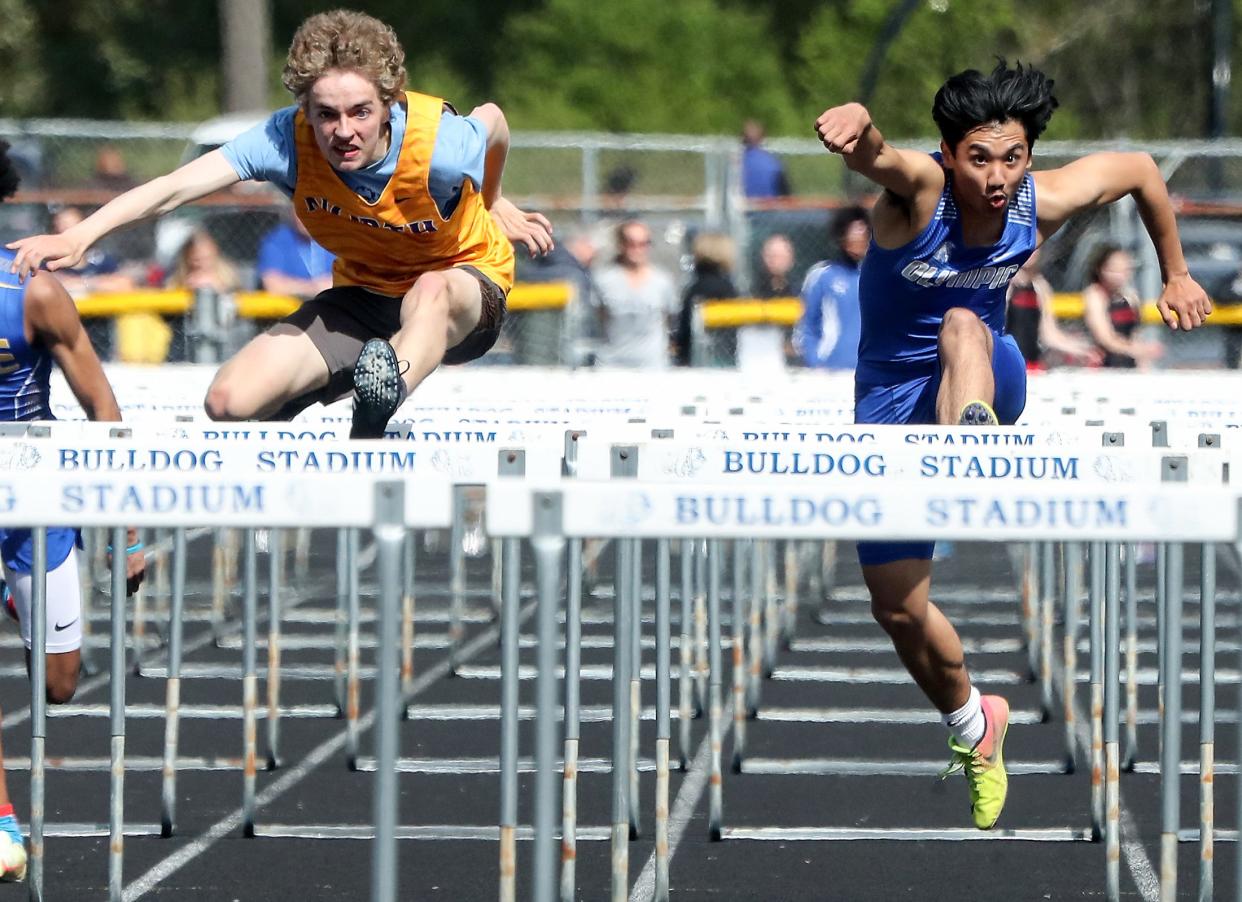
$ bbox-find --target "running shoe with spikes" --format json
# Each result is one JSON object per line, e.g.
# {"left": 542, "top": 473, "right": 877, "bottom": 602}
{"left": 350, "top": 339, "right": 408, "bottom": 440}
{"left": 958, "top": 400, "right": 999, "bottom": 426}
{"left": 941, "top": 694, "right": 1010, "bottom": 830}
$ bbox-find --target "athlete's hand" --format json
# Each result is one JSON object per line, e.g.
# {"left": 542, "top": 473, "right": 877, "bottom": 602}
{"left": 107, "top": 528, "right": 147, "bottom": 597}
{"left": 815, "top": 103, "right": 873, "bottom": 155}
{"left": 1156, "top": 273, "right": 1212, "bottom": 331}
{"left": 491, "top": 197, "right": 554, "bottom": 257}
{"left": 6, "top": 233, "right": 86, "bottom": 283}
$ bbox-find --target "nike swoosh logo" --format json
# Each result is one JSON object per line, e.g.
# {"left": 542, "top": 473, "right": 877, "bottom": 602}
{"left": 54, "top": 618, "right": 78, "bottom": 632}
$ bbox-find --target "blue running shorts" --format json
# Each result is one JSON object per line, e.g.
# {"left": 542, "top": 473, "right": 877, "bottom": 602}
{"left": 854, "top": 331, "right": 1027, "bottom": 566}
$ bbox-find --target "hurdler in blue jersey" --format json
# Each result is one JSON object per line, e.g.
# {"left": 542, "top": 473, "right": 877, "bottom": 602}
{"left": 0, "top": 141, "right": 146, "bottom": 881}
{"left": 814, "top": 60, "right": 1212, "bottom": 831}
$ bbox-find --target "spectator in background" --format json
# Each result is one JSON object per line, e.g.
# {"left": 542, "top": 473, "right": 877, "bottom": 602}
{"left": 1082, "top": 244, "right": 1162, "bottom": 369}
{"left": 49, "top": 206, "right": 134, "bottom": 297}
{"left": 737, "top": 232, "right": 795, "bottom": 372}
{"left": 755, "top": 233, "right": 796, "bottom": 297}
{"left": 677, "top": 232, "right": 737, "bottom": 366}
{"left": 258, "top": 214, "right": 335, "bottom": 298}
{"left": 797, "top": 206, "right": 870, "bottom": 370}
{"left": 165, "top": 230, "right": 241, "bottom": 295}
{"left": 592, "top": 220, "right": 677, "bottom": 369}
{"left": 88, "top": 145, "right": 136, "bottom": 193}
{"left": 741, "top": 119, "right": 790, "bottom": 200}
{"left": 1005, "top": 248, "right": 1098, "bottom": 370}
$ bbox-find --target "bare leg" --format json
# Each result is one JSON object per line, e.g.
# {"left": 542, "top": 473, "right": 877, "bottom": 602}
{"left": 24, "top": 649, "right": 80, "bottom": 705}
{"left": 863, "top": 558, "right": 971, "bottom": 713}
{"left": 389, "top": 269, "right": 484, "bottom": 394}
{"left": 204, "top": 328, "right": 331, "bottom": 421}
{"left": 935, "top": 307, "right": 996, "bottom": 424}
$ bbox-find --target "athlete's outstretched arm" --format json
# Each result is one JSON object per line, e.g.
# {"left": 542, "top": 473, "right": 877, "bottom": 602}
{"left": 1034, "top": 153, "right": 1212, "bottom": 330}
{"left": 7, "top": 150, "right": 241, "bottom": 281}
{"left": 815, "top": 103, "right": 942, "bottom": 202}
{"left": 469, "top": 102, "right": 553, "bottom": 257}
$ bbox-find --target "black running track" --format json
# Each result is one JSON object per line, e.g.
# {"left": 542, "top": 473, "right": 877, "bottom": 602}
{"left": 1, "top": 533, "right": 1237, "bottom": 901}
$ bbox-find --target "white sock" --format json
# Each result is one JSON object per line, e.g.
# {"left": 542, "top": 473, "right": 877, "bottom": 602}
{"left": 942, "top": 686, "right": 985, "bottom": 748}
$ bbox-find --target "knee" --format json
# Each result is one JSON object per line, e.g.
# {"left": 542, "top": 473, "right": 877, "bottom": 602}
{"left": 871, "top": 598, "right": 921, "bottom": 637}
{"left": 938, "top": 307, "right": 988, "bottom": 353}
{"left": 46, "top": 673, "right": 78, "bottom": 705}
{"left": 204, "top": 378, "right": 250, "bottom": 421}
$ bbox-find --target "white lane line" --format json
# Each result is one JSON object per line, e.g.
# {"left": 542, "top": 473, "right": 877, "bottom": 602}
{"left": 122, "top": 600, "right": 532, "bottom": 902}
{"left": 629, "top": 701, "right": 733, "bottom": 902}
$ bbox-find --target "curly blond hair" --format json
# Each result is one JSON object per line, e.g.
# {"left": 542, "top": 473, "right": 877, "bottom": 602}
{"left": 282, "top": 10, "right": 407, "bottom": 106}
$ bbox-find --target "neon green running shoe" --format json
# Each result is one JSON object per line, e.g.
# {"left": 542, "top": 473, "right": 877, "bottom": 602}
{"left": 941, "top": 694, "right": 1010, "bottom": 830}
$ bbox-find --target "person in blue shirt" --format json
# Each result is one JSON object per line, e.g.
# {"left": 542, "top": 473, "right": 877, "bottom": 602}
{"left": 814, "top": 60, "right": 1211, "bottom": 831}
{"left": 740, "top": 120, "right": 790, "bottom": 200}
{"left": 796, "top": 206, "right": 870, "bottom": 370}
{"left": 0, "top": 141, "right": 145, "bottom": 882}
{"left": 257, "top": 214, "right": 335, "bottom": 298}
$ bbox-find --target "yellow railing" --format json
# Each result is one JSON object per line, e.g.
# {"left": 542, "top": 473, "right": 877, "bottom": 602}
{"left": 700, "top": 295, "right": 1242, "bottom": 329}
{"left": 74, "top": 281, "right": 574, "bottom": 318}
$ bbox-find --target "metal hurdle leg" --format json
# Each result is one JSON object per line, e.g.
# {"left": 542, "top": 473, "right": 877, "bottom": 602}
{"left": 161, "top": 528, "right": 187, "bottom": 837}
{"left": 211, "top": 528, "right": 228, "bottom": 644}
{"left": 294, "top": 527, "right": 311, "bottom": 579}
{"left": 1199, "top": 543, "right": 1216, "bottom": 902}
{"left": 448, "top": 488, "right": 467, "bottom": 674}
{"left": 29, "top": 528, "right": 47, "bottom": 901}
{"left": 731, "top": 540, "right": 747, "bottom": 772}
{"left": 333, "top": 528, "right": 348, "bottom": 717}
{"left": 1039, "top": 541, "right": 1055, "bottom": 719}
{"left": 265, "top": 529, "right": 283, "bottom": 770}
{"left": 531, "top": 494, "right": 565, "bottom": 902}
{"left": 400, "top": 531, "right": 416, "bottom": 702}
{"left": 1160, "top": 543, "right": 1184, "bottom": 902}
{"left": 346, "top": 529, "right": 362, "bottom": 770}
{"left": 241, "top": 529, "right": 259, "bottom": 837}
{"left": 500, "top": 537, "right": 521, "bottom": 902}
{"left": 370, "top": 485, "right": 404, "bottom": 902}
{"left": 1123, "top": 544, "right": 1140, "bottom": 771}
{"left": 130, "top": 529, "right": 149, "bottom": 671}
{"left": 707, "top": 539, "right": 724, "bottom": 841}
{"left": 491, "top": 538, "right": 504, "bottom": 620}
{"left": 1023, "top": 542, "right": 1039, "bottom": 681}
{"left": 1090, "top": 541, "right": 1105, "bottom": 841}
{"left": 610, "top": 537, "right": 632, "bottom": 902}
{"left": 560, "top": 537, "right": 583, "bottom": 902}
{"left": 1156, "top": 543, "right": 1167, "bottom": 763}
{"left": 693, "top": 540, "right": 708, "bottom": 720}
{"left": 677, "top": 539, "right": 694, "bottom": 770}
{"left": 781, "top": 540, "right": 798, "bottom": 648}
{"left": 746, "top": 541, "right": 762, "bottom": 716}
{"left": 654, "top": 537, "right": 672, "bottom": 902}
{"left": 629, "top": 540, "right": 642, "bottom": 841}
{"left": 1062, "top": 542, "right": 1081, "bottom": 772}
{"left": 108, "top": 525, "right": 127, "bottom": 901}
{"left": 763, "top": 541, "right": 780, "bottom": 677}
{"left": 78, "top": 529, "right": 99, "bottom": 676}
{"left": 1104, "top": 543, "right": 1121, "bottom": 902}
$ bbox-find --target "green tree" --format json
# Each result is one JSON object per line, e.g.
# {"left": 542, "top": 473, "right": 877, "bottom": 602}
{"left": 494, "top": 0, "right": 800, "bottom": 133}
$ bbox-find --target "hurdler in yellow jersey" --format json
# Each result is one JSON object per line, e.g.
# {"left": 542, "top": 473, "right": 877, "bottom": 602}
{"left": 6, "top": 11, "right": 553, "bottom": 436}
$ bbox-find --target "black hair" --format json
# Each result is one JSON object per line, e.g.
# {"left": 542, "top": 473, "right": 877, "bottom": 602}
{"left": 932, "top": 60, "right": 1058, "bottom": 152}
{"left": 830, "top": 205, "right": 869, "bottom": 251}
{"left": 0, "top": 141, "right": 19, "bottom": 202}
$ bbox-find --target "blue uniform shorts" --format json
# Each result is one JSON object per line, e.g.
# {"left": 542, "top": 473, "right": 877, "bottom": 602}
{"left": 854, "top": 331, "right": 1027, "bottom": 567}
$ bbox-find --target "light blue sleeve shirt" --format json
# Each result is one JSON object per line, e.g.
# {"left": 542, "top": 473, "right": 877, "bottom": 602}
{"left": 220, "top": 101, "right": 488, "bottom": 219}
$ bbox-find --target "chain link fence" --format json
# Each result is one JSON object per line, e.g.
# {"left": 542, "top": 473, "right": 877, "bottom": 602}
{"left": 2, "top": 118, "right": 1240, "bottom": 368}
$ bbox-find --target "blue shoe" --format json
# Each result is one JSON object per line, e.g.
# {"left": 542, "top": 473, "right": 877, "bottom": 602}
{"left": 350, "top": 339, "right": 407, "bottom": 440}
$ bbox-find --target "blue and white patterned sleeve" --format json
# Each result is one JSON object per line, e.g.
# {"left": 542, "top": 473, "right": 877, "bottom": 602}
{"left": 797, "top": 263, "right": 828, "bottom": 367}
{"left": 219, "top": 106, "right": 299, "bottom": 196}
